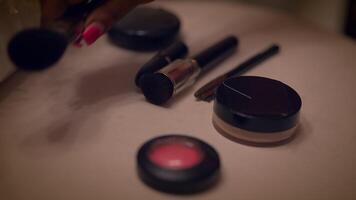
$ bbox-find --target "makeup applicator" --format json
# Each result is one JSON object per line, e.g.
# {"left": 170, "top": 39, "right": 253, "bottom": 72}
{"left": 7, "top": 0, "right": 104, "bottom": 71}
{"left": 139, "top": 36, "right": 239, "bottom": 105}
{"left": 135, "top": 41, "right": 189, "bottom": 87}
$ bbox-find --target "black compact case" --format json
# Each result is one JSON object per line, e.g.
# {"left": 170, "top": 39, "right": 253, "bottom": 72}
{"left": 108, "top": 7, "right": 181, "bottom": 51}
{"left": 137, "top": 135, "right": 220, "bottom": 194}
{"left": 213, "top": 76, "right": 302, "bottom": 145}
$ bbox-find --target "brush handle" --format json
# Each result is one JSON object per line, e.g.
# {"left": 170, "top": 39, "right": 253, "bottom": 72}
{"left": 226, "top": 45, "right": 280, "bottom": 78}
{"left": 193, "top": 36, "right": 238, "bottom": 71}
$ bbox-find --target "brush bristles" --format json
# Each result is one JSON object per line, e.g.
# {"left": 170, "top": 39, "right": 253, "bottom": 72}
{"left": 139, "top": 73, "right": 175, "bottom": 105}
{"left": 8, "top": 28, "right": 68, "bottom": 71}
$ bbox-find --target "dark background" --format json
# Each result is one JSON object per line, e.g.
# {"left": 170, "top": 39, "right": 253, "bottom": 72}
{"left": 345, "top": 0, "right": 356, "bottom": 38}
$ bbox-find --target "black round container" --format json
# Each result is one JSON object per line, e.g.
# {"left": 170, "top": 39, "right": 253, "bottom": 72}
{"left": 213, "top": 76, "right": 302, "bottom": 145}
{"left": 137, "top": 135, "right": 220, "bottom": 194}
{"left": 108, "top": 7, "right": 181, "bottom": 51}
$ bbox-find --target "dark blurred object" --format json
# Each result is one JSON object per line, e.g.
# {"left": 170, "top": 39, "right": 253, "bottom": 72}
{"left": 345, "top": 0, "right": 356, "bottom": 38}
{"left": 108, "top": 7, "right": 181, "bottom": 51}
{"left": 8, "top": 0, "right": 104, "bottom": 71}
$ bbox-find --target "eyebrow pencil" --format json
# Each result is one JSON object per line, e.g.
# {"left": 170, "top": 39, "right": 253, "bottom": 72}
{"left": 194, "top": 44, "right": 280, "bottom": 102}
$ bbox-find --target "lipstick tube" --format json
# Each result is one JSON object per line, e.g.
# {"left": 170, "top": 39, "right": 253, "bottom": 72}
{"left": 139, "top": 36, "right": 239, "bottom": 105}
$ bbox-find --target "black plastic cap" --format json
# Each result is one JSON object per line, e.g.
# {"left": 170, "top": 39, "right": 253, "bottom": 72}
{"left": 108, "top": 7, "right": 181, "bottom": 51}
{"left": 135, "top": 41, "right": 188, "bottom": 86}
{"left": 194, "top": 36, "right": 238, "bottom": 70}
{"left": 214, "top": 76, "right": 302, "bottom": 133}
{"left": 139, "top": 73, "right": 174, "bottom": 105}
{"left": 137, "top": 135, "right": 220, "bottom": 194}
{"left": 8, "top": 28, "right": 67, "bottom": 71}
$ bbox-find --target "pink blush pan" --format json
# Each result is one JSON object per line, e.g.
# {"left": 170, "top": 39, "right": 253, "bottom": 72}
{"left": 149, "top": 142, "right": 203, "bottom": 170}
{"left": 137, "top": 135, "right": 220, "bottom": 194}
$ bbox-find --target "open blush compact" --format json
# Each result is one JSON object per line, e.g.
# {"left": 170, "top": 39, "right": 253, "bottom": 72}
{"left": 137, "top": 135, "right": 220, "bottom": 194}
{"left": 213, "top": 76, "right": 302, "bottom": 146}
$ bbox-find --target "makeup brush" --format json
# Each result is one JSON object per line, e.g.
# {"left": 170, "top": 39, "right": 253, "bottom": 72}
{"left": 7, "top": 0, "right": 104, "bottom": 71}
{"left": 135, "top": 41, "right": 189, "bottom": 87}
{"left": 139, "top": 36, "right": 239, "bottom": 105}
{"left": 195, "top": 44, "right": 280, "bottom": 102}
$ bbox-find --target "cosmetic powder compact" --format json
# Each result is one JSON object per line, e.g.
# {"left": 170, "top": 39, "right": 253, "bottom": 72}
{"left": 108, "top": 7, "right": 181, "bottom": 51}
{"left": 213, "top": 76, "right": 302, "bottom": 146}
{"left": 137, "top": 135, "right": 220, "bottom": 194}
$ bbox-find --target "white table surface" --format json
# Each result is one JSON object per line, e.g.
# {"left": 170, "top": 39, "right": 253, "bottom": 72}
{"left": 1, "top": 1, "right": 356, "bottom": 200}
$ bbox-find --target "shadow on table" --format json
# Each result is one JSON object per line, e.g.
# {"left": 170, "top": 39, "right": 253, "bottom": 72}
{"left": 20, "top": 58, "right": 147, "bottom": 156}
{"left": 0, "top": 71, "right": 28, "bottom": 102}
{"left": 70, "top": 59, "right": 143, "bottom": 109}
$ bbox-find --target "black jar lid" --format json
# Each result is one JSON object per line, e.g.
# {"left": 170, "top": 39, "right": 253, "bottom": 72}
{"left": 108, "top": 7, "right": 181, "bottom": 51}
{"left": 137, "top": 135, "right": 220, "bottom": 194}
{"left": 214, "top": 76, "right": 302, "bottom": 133}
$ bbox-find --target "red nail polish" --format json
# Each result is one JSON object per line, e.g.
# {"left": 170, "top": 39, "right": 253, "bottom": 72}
{"left": 82, "top": 23, "right": 105, "bottom": 45}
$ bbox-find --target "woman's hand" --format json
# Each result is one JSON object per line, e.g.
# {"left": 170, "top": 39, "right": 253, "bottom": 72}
{"left": 40, "top": 0, "right": 153, "bottom": 46}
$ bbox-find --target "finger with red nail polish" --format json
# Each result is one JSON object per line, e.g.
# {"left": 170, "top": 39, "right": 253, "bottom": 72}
{"left": 82, "top": 0, "right": 154, "bottom": 45}
{"left": 81, "top": 22, "right": 105, "bottom": 45}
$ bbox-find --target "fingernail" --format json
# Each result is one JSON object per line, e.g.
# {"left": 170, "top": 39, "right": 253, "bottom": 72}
{"left": 82, "top": 22, "right": 105, "bottom": 45}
